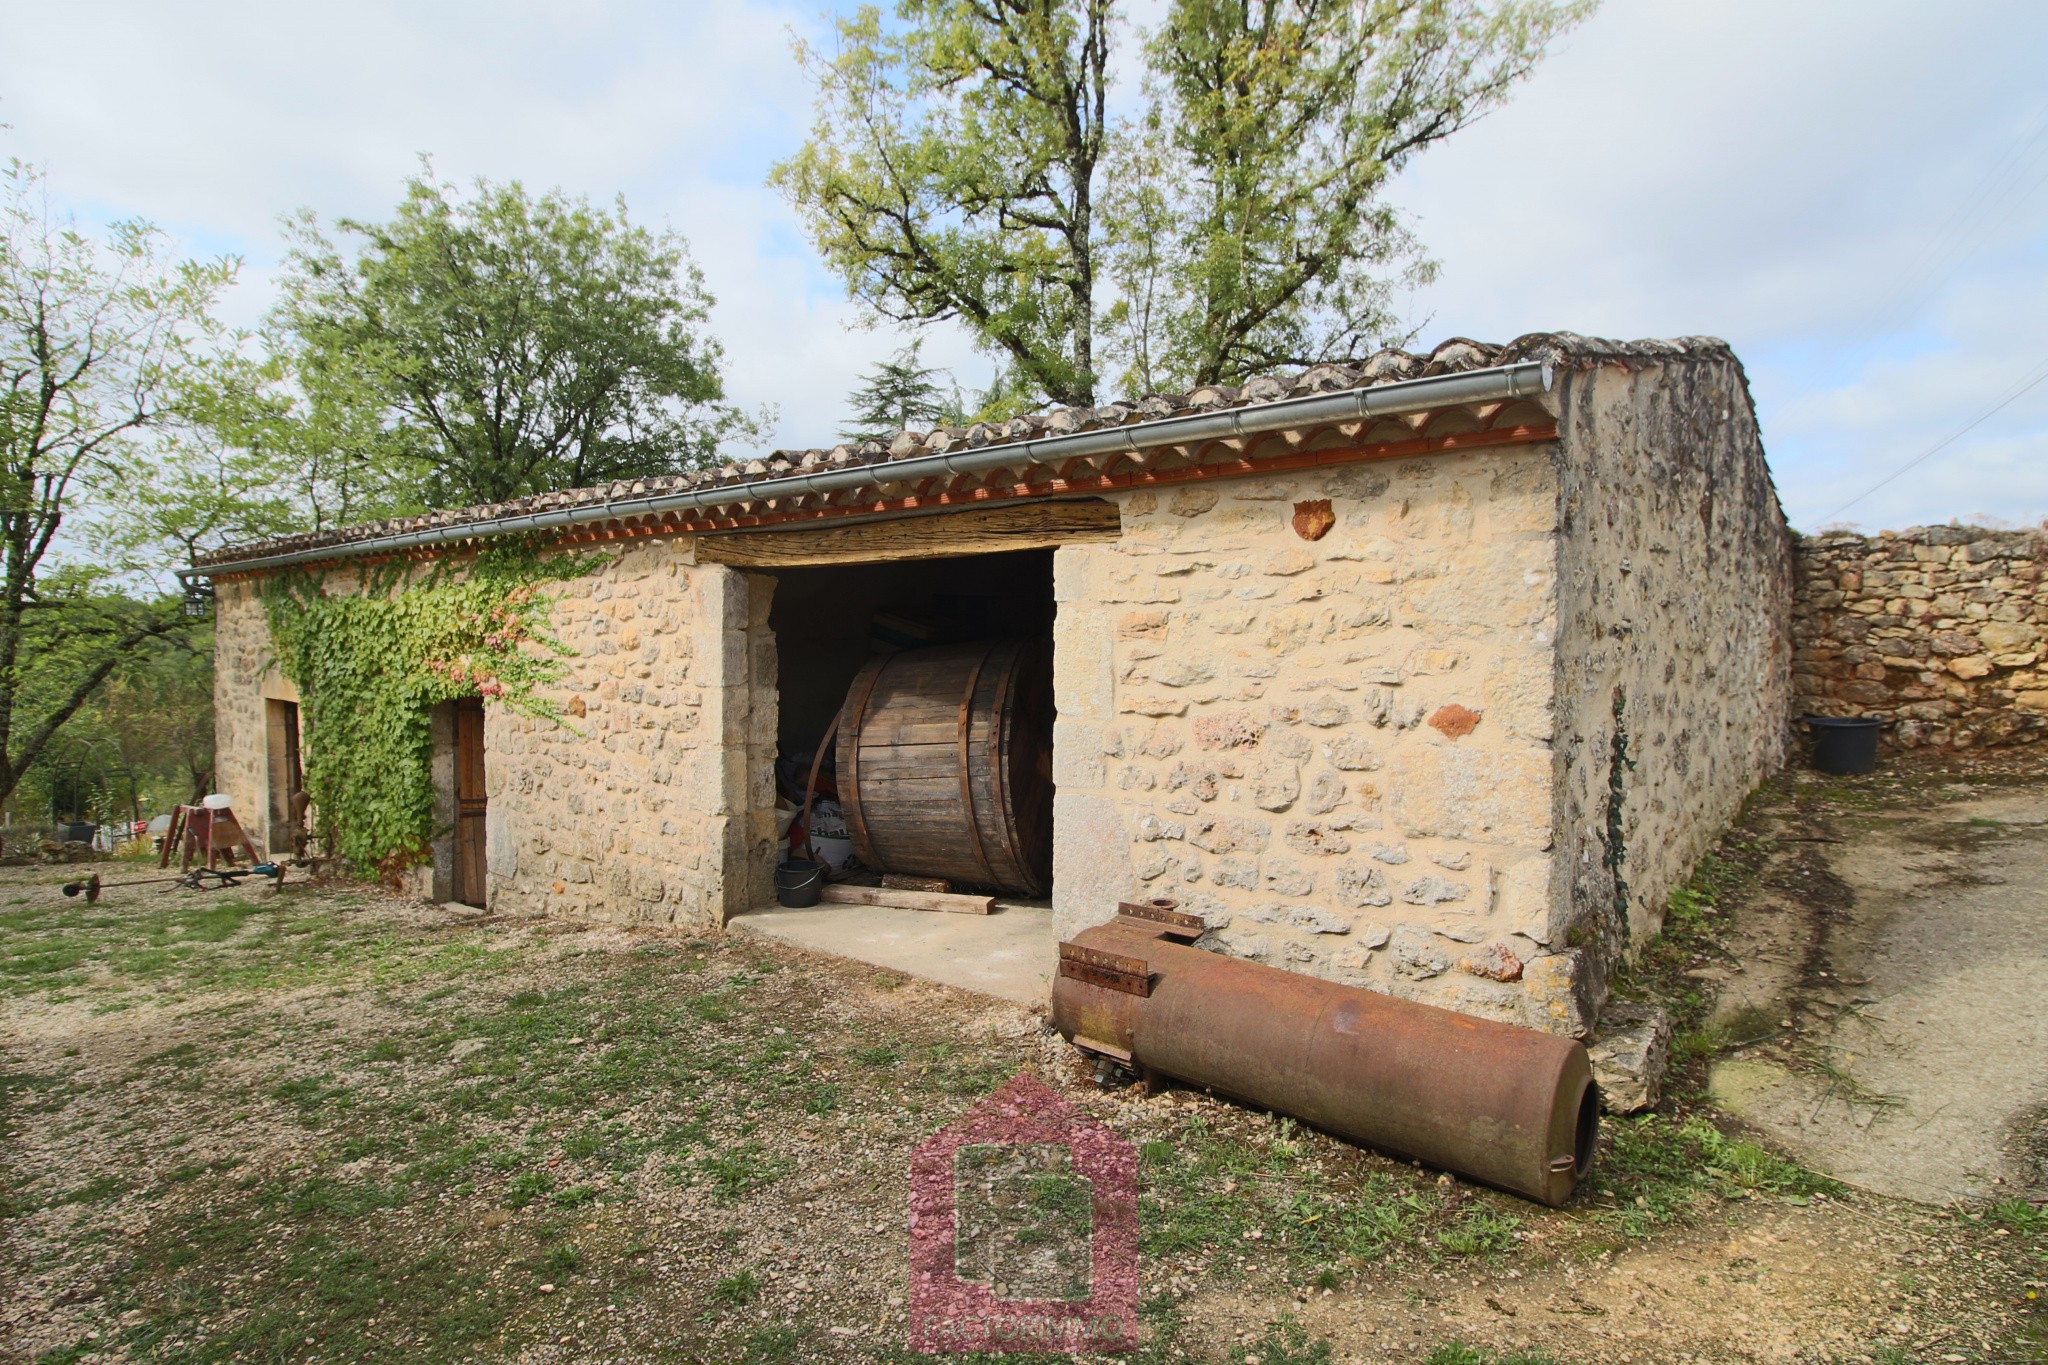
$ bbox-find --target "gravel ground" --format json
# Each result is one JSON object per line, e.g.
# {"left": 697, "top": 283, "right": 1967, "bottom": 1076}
{"left": 1, "top": 775, "right": 2044, "bottom": 1365}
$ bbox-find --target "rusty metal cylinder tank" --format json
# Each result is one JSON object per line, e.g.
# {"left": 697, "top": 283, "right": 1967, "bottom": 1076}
{"left": 1051, "top": 903, "right": 1598, "bottom": 1206}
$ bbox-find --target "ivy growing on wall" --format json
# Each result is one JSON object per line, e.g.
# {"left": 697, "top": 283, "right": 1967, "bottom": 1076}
{"left": 262, "top": 542, "right": 593, "bottom": 877}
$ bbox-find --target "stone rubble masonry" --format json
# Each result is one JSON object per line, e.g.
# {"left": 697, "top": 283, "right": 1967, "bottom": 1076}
{"left": 1547, "top": 358, "right": 1793, "bottom": 1004}
{"left": 209, "top": 542, "right": 779, "bottom": 930}
{"left": 210, "top": 351, "right": 1790, "bottom": 1038}
{"left": 1054, "top": 349, "right": 1789, "bottom": 1037}
{"left": 482, "top": 540, "right": 779, "bottom": 927}
{"left": 1791, "top": 525, "right": 2048, "bottom": 750}
{"left": 1052, "top": 453, "right": 1576, "bottom": 1032}
{"left": 1586, "top": 1000, "right": 1671, "bottom": 1114}
{"left": 213, "top": 577, "right": 289, "bottom": 850}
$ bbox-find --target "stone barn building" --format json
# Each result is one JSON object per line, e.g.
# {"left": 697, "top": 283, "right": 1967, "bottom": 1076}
{"left": 199, "top": 333, "right": 1792, "bottom": 1037}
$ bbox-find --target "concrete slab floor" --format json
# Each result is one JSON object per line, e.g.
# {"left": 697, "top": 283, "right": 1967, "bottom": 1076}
{"left": 726, "top": 899, "right": 1056, "bottom": 1007}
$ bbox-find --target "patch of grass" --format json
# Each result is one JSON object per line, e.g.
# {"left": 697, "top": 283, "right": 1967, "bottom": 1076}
{"left": 686, "top": 991, "right": 735, "bottom": 1024}
{"left": 734, "top": 1323, "right": 802, "bottom": 1364}
{"left": 505, "top": 1170, "right": 554, "bottom": 1208}
{"left": 1436, "top": 1201, "right": 1522, "bottom": 1257}
{"left": 0, "top": 891, "right": 530, "bottom": 1004}
{"left": 694, "top": 1142, "right": 789, "bottom": 1201}
{"left": 1424, "top": 1344, "right": 1562, "bottom": 1365}
{"left": 852, "top": 1044, "right": 901, "bottom": 1068}
{"left": 540, "top": 1243, "right": 583, "bottom": 1275}
{"left": 1589, "top": 1113, "right": 1841, "bottom": 1237}
{"left": 710, "top": 1268, "right": 760, "bottom": 1307}
{"left": 1242, "top": 1316, "right": 1333, "bottom": 1365}
{"left": 1138, "top": 1116, "right": 1458, "bottom": 1271}
{"left": 277, "top": 1174, "right": 409, "bottom": 1219}
{"left": 803, "top": 1082, "right": 840, "bottom": 1115}
{"left": 50, "top": 1174, "right": 130, "bottom": 1208}
{"left": 271, "top": 1074, "right": 353, "bottom": 1116}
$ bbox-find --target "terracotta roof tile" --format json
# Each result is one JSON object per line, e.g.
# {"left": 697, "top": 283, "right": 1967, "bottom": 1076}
{"left": 195, "top": 332, "right": 1736, "bottom": 569}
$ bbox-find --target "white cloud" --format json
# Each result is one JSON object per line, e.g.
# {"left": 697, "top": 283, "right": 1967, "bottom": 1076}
{"left": 1388, "top": 0, "right": 2048, "bottom": 531}
{"left": 4, "top": 0, "right": 2045, "bottom": 528}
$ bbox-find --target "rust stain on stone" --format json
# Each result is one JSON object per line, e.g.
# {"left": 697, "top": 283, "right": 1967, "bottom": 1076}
{"left": 1458, "top": 943, "right": 1523, "bottom": 982}
{"left": 1291, "top": 499, "right": 1336, "bottom": 541}
{"left": 1194, "top": 712, "right": 1266, "bottom": 750}
{"left": 1428, "top": 704, "right": 1481, "bottom": 739}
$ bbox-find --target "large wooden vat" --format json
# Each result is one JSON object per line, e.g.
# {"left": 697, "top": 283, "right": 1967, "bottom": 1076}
{"left": 834, "top": 638, "right": 1053, "bottom": 897}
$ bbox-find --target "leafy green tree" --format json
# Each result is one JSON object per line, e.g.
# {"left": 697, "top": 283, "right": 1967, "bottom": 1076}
{"left": 170, "top": 347, "right": 415, "bottom": 536}
{"left": 273, "top": 163, "right": 762, "bottom": 508}
{"left": 17, "top": 638, "right": 212, "bottom": 824}
{"left": 773, "top": 0, "right": 1116, "bottom": 408}
{"left": 776, "top": 0, "right": 1589, "bottom": 406}
{"left": 840, "top": 338, "right": 965, "bottom": 442}
{"left": 1104, "top": 0, "right": 1588, "bottom": 391}
{"left": 0, "top": 160, "right": 240, "bottom": 812}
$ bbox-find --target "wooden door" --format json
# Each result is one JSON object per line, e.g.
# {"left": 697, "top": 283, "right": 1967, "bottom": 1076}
{"left": 455, "top": 699, "right": 487, "bottom": 908}
{"left": 265, "top": 700, "right": 304, "bottom": 855}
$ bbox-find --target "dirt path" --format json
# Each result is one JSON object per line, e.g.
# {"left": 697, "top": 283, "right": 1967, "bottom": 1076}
{"left": 3, "top": 778, "right": 2045, "bottom": 1365}
{"left": 1713, "top": 787, "right": 2048, "bottom": 1204}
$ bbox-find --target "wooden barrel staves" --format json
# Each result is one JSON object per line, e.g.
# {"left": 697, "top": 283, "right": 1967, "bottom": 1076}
{"left": 835, "top": 638, "right": 1053, "bottom": 897}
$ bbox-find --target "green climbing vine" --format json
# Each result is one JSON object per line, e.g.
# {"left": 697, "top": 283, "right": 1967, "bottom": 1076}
{"left": 261, "top": 541, "right": 595, "bottom": 878}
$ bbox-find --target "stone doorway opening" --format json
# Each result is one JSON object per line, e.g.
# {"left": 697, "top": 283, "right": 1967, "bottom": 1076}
{"left": 726, "top": 530, "right": 1082, "bottom": 1004}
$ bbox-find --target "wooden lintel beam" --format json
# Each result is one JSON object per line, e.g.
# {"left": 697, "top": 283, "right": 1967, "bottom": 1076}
{"left": 692, "top": 498, "right": 1122, "bottom": 567}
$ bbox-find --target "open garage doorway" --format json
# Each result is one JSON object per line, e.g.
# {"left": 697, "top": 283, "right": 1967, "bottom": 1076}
{"left": 724, "top": 521, "right": 1087, "bottom": 1005}
{"left": 769, "top": 546, "right": 1054, "bottom": 893}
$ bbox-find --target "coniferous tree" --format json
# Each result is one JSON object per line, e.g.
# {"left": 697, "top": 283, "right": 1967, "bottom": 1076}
{"left": 839, "top": 339, "right": 964, "bottom": 443}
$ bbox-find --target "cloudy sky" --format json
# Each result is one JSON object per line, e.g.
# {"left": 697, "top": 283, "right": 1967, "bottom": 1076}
{"left": 2, "top": 0, "right": 2043, "bottom": 532}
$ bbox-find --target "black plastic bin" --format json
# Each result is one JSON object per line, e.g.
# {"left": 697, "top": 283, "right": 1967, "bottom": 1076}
{"left": 775, "top": 858, "right": 826, "bottom": 908}
{"left": 1806, "top": 716, "right": 1882, "bottom": 776}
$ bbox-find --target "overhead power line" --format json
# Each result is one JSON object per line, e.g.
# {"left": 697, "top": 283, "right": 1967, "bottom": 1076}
{"left": 1823, "top": 351, "right": 2048, "bottom": 522}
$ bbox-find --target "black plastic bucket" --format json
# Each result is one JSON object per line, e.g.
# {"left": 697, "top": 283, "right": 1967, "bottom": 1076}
{"left": 775, "top": 858, "right": 825, "bottom": 908}
{"left": 1806, "top": 716, "right": 1882, "bottom": 776}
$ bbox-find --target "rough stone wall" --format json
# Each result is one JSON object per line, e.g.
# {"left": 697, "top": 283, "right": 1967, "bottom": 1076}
{"left": 209, "top": 543, "right": 776, "bottom": 929}
{"left": 209, "top": 352, "right": 1794, "bottom": 1033}
{"left": 1052, "top": 453, "right": 1580, "bottom": 1032}
{"left": 485, "top": 540, "right": 778, "bottom": 929}
{"left": 211, "top": 578, "right": 285, "bottom": 847}
{"left": 1792, "top": 526, "right": 2048, "bottom": 749}
{"left": 1548, "top": 357, "right": 1792, "bottom": 1012}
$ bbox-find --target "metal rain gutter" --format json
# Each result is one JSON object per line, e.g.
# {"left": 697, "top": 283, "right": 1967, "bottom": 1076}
{"left": 194, "top": 360, "right": 1552, "bottom": 577}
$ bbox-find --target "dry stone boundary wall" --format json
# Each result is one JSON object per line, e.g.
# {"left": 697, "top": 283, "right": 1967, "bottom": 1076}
{"left": 1793, "top": 526, "right": 2048, "bottom": 750}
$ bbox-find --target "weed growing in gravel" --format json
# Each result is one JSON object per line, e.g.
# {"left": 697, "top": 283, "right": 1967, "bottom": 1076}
{"left": 1240, "top": 1315, "right": 1334, "bottom": 1364}
{"left": 735, "top": 1322, "right": 803, "bottom": 1363}
{"left": 695, "top": 1141, "right": 790, "bottom": 1200}
{"left": 1977, "top": 1198, "right": 2048, "bottom": 1240}
{"left": 1138, "top": 1114, "right": 1521, "bottom": 1275}
{"left": 710, "top": 1268, "right": 760, "bottom": 1307}
{"left": 506, "top": 1170, "right": 553, "bottom": 1207}
{"left": 1424, "top": 1343, "right": 1562, "bottom": 1365}
{"left": 1587, "top": 1113, "right": 1843, "bottom": 1236}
